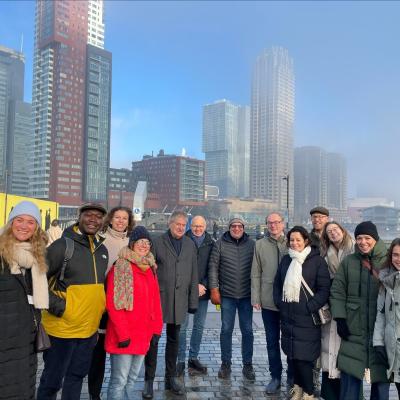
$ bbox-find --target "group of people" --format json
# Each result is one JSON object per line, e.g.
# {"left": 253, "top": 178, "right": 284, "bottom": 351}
{"left": 1, "top": 200, "right": 400, "bottom": 400}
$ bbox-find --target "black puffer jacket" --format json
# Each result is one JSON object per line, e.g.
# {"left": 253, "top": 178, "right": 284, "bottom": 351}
{"left": 0, "top": 262, "right": 37, "bottom": 400}
{"left": 273, "top": 246, "right": 330, "bottom": 361}
{"left": 186, "top": 231, "right": 214, "bottom": 301}
{"left": 208, "top": 231, "right": 255, "bottom": 299}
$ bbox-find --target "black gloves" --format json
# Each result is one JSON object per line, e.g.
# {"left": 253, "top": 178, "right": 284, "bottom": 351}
{"left": 375, "top": 346, "right": 389, "bottom": 369}
{"left": 118, "top": 339, "right": 131, "bottom": 348}
{"left": 336, "top": 318, "right": 350, "bottom": 340}
{"left": 188, "top": 308, "right": 197, "bottom": 314}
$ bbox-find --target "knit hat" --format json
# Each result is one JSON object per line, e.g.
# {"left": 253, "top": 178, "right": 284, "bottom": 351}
{"left": 8, "top": 201, "right": 41, "bottom": 226}
{"left": 229, "top": 216, "right": 245, "bottom": 227}
{"left": 129, "top": 226, "right": 152, "bottom": 247}
{"left": 354, "top": 221, "right": 379, "bottom": 241}
{"left": 310, "top": 206, "right": 329, "bottom": 217}
{"left": 78, "top": 202, "right": 107, "bottom": 216}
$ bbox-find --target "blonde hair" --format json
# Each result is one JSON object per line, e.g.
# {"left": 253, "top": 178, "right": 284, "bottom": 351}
{"left": 0, "top": 222, "right": 48, "bottom": 273}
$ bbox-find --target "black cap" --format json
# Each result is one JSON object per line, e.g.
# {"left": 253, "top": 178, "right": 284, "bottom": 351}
{"left": 354, "top": 221, "right": 379, "bottom": 241}
{"left": 310, "top": 206, "right": 329, "bottom": 217}
{"left": 129, "top": 226, "right": 152, "bottom": 247}
{"left": 79, "top": 202, "right": 107, "bottom": 216}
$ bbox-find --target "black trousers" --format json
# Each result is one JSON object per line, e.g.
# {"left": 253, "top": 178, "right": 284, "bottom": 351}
{"left": 88, "top": 333, "right": 106, "bottom": 397}
{"left": 292, "top": 359, "right": 314, "bottom": 395}
{"left": 144, "top": 324, "right": 181, "bottom": 380}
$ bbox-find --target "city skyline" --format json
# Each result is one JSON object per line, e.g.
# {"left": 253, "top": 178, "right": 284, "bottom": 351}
{"left": 1, "top": 1, "right": 400, "bottom": 203}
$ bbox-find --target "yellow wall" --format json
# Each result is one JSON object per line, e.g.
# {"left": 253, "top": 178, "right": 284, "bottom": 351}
{"left": 0, "top": 193, "right": 59, "bottom": 229}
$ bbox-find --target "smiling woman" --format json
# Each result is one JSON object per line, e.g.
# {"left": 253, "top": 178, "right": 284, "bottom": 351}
{"left": 0, "top": 201, "right": 49, "bottom": 400}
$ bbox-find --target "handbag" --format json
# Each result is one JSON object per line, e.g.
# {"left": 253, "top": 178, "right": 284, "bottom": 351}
{"left": 31, "top": 306, "right": 51, "bottom": 352}
{"left": 301, "top": 277, "right": 332, "bottom": 325}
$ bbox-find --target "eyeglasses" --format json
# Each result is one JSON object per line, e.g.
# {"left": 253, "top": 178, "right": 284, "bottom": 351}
{"left": 135, "top": 239, "right": 151, "bottom": 247}
{"left": 267, "top": 220, "right": 282, "bottom": 226}
{"left": 192, "top": 225, "right": 205, "bottom": 229}
{"left": 230, "top": 224, "right": 244, "bottom": 229}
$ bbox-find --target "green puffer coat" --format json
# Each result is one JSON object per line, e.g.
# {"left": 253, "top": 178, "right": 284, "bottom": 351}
{"left": 330, "top": 239, "right": 388, "bottom": 383}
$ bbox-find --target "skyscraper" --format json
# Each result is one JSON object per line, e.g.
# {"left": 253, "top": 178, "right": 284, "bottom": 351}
{"left": 31, "top": 0, "right": 111, "bottom": 205}
{"left": 250, "top": 47, "right": 294, "bottom": 210}
{"left": 202, "top": 99, "right": 250, "bottom": 198}
{"left": 294, "top": 146, "right": 347, "bottom": 223}
{"left": 0, "top": 45, "right": 32, "bottom": 195}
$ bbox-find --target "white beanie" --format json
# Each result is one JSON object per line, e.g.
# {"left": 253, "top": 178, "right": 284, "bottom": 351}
{"left": 8, "top": 201, "right": 42, "bottom": 226}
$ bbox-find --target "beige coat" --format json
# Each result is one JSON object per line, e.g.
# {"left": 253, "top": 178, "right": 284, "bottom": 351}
{"left": 251, "top": 234, "right": 287, "bottom": 311}
{"left": 321, "top": 241, "right": 354, "bottom": 378}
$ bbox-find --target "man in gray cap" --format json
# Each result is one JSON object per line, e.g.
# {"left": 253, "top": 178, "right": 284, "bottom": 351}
{"left": 208, "top": 216, "right": 255, "bottom": 381}
{"left": 309, "top": 206, "right": 330, "bottom": 251}
{"left": 38, "top": 202, "right": 108, "bottom": 400}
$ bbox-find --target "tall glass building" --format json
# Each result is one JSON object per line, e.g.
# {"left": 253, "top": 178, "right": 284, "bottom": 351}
{"left": 202, "top": 100, "right": 250, "bottom": 198}
{"left": 250, "top": 47, "right": 294, "bottom": 210}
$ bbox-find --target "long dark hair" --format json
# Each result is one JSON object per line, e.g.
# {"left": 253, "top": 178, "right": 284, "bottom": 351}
{"left": 102, "top": 206, "right": 135, "bottom": 233}
{"left": 384, "top": 238, "right": 400, "bottom": 269}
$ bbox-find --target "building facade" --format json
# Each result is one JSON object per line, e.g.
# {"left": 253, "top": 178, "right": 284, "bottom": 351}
{"left": 202, "top": 99, "right": 250, "bottom": 198}
{"left": 250, "top": 47, "right": 294, "bottom": 210}
{"left": 31, "top": 0, "right": 111, "bottom": 205}
{"left": 132, "top": 150, "right": 205, "bottom": 211}
{"left": 0, "top": 45, "right": 32, "bottom": 195}
{"left": 294, "top": 146, "right": 347, "bottom": 223}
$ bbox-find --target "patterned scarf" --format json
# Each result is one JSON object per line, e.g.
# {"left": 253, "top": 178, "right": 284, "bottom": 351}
{"left": 113, "top": 246, "right": 156, "bottom": 310}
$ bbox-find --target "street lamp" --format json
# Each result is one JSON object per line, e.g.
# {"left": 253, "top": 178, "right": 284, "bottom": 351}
{"left": 282, "top": 174, "right": 289, "bottom": 230}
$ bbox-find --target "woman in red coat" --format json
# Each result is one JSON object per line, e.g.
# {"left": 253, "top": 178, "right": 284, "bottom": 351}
{"left": 105, "top": 226, "right": 162, "bottom": 400}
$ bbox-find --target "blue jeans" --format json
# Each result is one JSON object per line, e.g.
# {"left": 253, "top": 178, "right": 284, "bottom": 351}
{"left": 340, "top": 371, "right": 389, "bottom": 400}
{"left": 37, "top": 334, "right": 97, "bottom": 400}
{"left": 178, "top": 300, "right": 209, "bottom": 362}
{"left": 220, "top": 296, "right": 253, "bottom": 364}
{"left": 107, "top": 354, "right": 145, "bottom": 400}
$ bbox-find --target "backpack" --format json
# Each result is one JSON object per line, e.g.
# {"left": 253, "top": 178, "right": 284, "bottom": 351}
{"left": 59, "top": 237, "right": 74, "bottom": 281}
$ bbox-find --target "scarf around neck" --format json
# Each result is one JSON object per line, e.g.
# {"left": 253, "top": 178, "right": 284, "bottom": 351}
{"left": 8, "top": 241, "right": 49, "bottom": 309}
{"left": 113, "top": 246, "right": 156, "bottom": 310}
{"left": 282, "top": 246, "right": 311, "bottom": 303}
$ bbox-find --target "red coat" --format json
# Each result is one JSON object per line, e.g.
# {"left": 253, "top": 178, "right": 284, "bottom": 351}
{"left": 105, "top": 263, "right": 163, "bottom": 355}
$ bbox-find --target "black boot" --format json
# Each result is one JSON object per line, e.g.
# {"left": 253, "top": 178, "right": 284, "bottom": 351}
{"left": 142, "top": 379, "right": 154, "bottom": 399}
{"left": 165, "top": 376, "right": 185, "bottom": 395}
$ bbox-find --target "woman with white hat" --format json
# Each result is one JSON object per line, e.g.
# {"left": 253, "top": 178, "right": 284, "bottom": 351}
{"left": 0, "top": 201, "right": 49, "bottom": 399}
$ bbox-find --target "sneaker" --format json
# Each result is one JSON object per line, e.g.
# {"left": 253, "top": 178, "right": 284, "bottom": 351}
{"left": 218, "top": 362, "right": 231, "bottom": 379}
{"left": 188, "top": 358, "right": 207, "bottom": 374}
{"left": 176, "top": 361, "right": 185, "bottom": 377}
{"left": 265, "top": 377, "right": 281, "bottom": 394}
{"left": 242, "top": 363, "right": 256, "bottom": 381}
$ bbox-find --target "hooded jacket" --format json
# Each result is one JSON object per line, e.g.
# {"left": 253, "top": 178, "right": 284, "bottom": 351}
{"left": 208, "top": 231, "right": 255, "bottom": 299}
{"left": 330, "top": 239, "right": 388, "bottom": 383}
{"left": 373, "top": 266, "right": 400, "bottom": 381}
{"left": 42, "top": 225, "right": 108, "bottom": 339}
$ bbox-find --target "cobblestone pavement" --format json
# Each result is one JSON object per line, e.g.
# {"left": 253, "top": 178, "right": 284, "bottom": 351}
{"left": 36, "top": 309, "right": 398, "bottom": 399}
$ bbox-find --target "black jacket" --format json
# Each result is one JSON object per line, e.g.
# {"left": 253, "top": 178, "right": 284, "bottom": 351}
{"left": 0, "top": 263, "right": 37, "bottom": 400}
{"left": 186, "top": 231, "right": 214, "bottom": 301}
{"left": 42, "top": 224, "right": 108, "bottom": 339}
{"left": 273, "top": 246, "right": 330, "bottom": 361}
{"left": 208, "top": 231, "right": 255, "bottom": 299}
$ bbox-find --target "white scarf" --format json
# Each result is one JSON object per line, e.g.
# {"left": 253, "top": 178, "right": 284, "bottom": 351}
{"left": 9, "top": 242, "right": 49, "bottom": 309}
{"left": 282, "top": 246, "right": 311, "bottom": 303}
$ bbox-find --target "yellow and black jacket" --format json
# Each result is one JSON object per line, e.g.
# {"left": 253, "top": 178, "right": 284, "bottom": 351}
{"left": 42, "top": 224, "right": 108, "bottom": 339}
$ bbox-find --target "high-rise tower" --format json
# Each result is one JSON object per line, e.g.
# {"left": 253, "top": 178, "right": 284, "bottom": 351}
{"left": 250, "top": 47, "right": 294, "bottom": 210}
{"left": 31, "top": 0, "right": 111, "bottom": 205}
{"left": 202, "top": 100, "right": 250, "bottom": 198}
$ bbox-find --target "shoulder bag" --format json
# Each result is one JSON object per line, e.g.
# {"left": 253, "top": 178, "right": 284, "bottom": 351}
{"left": 301, "top": 277, "right": 331, "bottom": 325}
